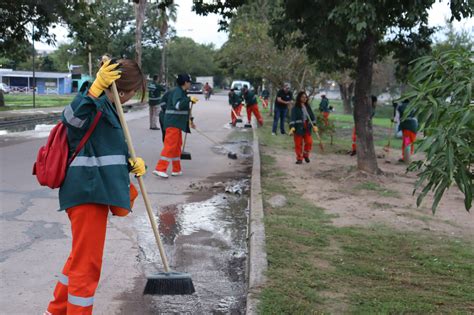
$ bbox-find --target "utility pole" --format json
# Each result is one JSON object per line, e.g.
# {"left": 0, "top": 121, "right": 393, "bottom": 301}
{"left": 88, "top": 44, "right": 92, "bottom": 77}
{"left": 32, "top": 23, "right": 36, "bottom": 108}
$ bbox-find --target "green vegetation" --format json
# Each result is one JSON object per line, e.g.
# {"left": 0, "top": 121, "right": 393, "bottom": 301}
{"left": 354, "top": 181, "right": 400, "bottom": 198}
{"left": 2, "top": 94, "right": 75, "bottom": 110}
{"left": 258, "top": 149, "right": 474, "bottom": 314}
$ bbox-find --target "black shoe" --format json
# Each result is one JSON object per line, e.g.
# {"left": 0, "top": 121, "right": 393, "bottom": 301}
{"left": 296, "top": 160, "right": 303, "bottom": 164}
{"left": 350, "top": 150, "right": 356, "bottom": 156}
{"left": 150, "top": 127, "right": 160, "bottom": 130}
{"left": 304, "top": 157, "right": 310, "bottom": 163}
{"left": 281, "top": 131, "right": 287, "bottom": 135}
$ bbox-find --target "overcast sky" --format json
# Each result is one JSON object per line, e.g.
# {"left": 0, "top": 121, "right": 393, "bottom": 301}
{"left": 35, "top": 0, "right": 473, "bottom": 51}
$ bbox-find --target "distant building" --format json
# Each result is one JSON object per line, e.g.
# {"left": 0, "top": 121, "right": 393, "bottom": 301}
{"left": 0, "top": 69, "right": 72, "bottom": 94}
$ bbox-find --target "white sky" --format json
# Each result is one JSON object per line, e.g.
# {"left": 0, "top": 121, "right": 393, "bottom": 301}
{"left": 35, "top": 0, "right": 472, "bottom": 51}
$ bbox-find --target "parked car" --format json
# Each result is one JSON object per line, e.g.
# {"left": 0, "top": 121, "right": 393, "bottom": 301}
{"left": 188, "top": 82, "right": 203, "bottom": 94}
{"left": 230, "top": 80, "right": 252, "bottom": 95}
{"left": 0, "top": 83, "right": 10, "bottom": 94}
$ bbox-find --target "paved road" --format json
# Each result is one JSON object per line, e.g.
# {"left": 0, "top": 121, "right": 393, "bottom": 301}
{"left": 0, "top": 93, "right": 253, "bottom": 314}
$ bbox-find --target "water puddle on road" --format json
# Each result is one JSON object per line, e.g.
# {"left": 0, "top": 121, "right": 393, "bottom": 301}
{"left": 137, "top": 179, "right": 250, "bottom": 314}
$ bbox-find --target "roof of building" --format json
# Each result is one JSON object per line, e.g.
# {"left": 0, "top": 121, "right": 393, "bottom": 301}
{"left": 0, "top": 69, "right": 70, "bottom": 79}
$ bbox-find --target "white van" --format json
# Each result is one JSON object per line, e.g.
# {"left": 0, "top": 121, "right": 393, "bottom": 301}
{"left": 231, "top": 80, "right": 252, "bottom": 95}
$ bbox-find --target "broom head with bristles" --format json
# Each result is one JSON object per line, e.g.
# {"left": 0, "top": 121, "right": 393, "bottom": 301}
{"left": 144, "top": 272, "right": 195, "bottom": 295}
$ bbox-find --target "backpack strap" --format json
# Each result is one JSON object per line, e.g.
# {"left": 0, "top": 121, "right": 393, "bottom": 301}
{"left": 67, "top": 111, "right": 103, "bottom": 165}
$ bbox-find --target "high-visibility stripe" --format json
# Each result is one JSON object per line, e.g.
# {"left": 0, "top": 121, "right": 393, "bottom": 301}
{"left": 64, "top": 104, "right": 86, "bottom": 128}
{"left": 68, "top": 294, "right": 94, "bottom": 307}
{"left": 149, "top": 97, "right": 160, "bottom": 100}
{"left": 160, "top": 156, "right": 180, "bottom": 162}
{"left": 158, "top": 102, "right": 166, "bottom": 107}
{"left": 59, "top": 273, "right": 68, "bottom": 286}
{"left": 165, "top": 110, "right": 188, "bottom": 115}
{"left": 175, "top": 101, "right": 180, "bottom": 110}
{"left": 69, "top": 155, "right": 127, "bottom": 167}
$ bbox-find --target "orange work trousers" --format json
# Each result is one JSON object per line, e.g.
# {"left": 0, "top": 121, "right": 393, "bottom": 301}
{"left": 246, "top": 104, "right": 263, "bottom": 126}
{"left": 156, "top": 127, "right": 182, "bottom": 173}
{"left": 47, "top": 204, "right": 107, "bottom": 314}
{"left": 294, "top": 131, "right": 313, "bottom": 161}
{"left": 322, "top": 112, "right": 330, "bottom": 126}
{"left": 231, "top": 104, "right": 243, "bottom": 126}
{"left": 402, "top": 130, "right": 416, "bottom": 160}
{"left": 352, "top": 127, "right": 357, "bottom": 151}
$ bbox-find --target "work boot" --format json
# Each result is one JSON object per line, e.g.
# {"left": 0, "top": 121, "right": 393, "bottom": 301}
{"left": 152, "top": 170, "right": 168, "bottom": 178}
{"left": 296, "top": 160, "right": 303, "bottom": 164}
{"left": 304, "top": 157, "right": 310, "bottom": 163}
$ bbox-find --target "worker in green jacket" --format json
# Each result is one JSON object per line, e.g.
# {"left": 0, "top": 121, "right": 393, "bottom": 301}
{"left": 148, "top": 74, "right": 166, "bottom": 130}
{"left": 46, "top": 58, "right": 146, "bottom": 315}
{"left": 289, "top": 91, "right": 318, "bottom": 164}
{"left": 153, "top": 74, "right": 198, "bottom": 178}
{"left": 228, "top": 88, "right": 243, "bottom": 126}
{"left": 242, "top": 84, "right": 263, "bottom": 126}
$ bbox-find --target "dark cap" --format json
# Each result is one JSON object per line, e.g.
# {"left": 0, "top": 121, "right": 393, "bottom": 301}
{"left": 177, "top": 74, "right": 192, "bottom": 85}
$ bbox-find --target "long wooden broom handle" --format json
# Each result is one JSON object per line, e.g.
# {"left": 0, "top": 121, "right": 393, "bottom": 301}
{"left": 181, "top": 102, "right": 194, "bottom": 151}
{"left": 110, "top": 82, "right": 170, "bottom": 272}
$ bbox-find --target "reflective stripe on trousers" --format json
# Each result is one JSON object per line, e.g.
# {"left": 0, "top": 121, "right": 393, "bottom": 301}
{"left": 47, "top": 203, "right": 109, "bottom": 315}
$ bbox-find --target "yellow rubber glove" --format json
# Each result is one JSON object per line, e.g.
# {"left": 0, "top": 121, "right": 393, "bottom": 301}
{"left": 190, "top": 96, "right": 199, "bottom": 104}
{"left": 312, "top": 125, "right": 319, "bottom": 133}
{"left": 128, "top": 157, "right": 146, "bottom": 177}
{"left": 289, "top": 127, "right": 295, "bottom": 136}
{"left": 89, "top": 59, "right": 122, "bottom": 98}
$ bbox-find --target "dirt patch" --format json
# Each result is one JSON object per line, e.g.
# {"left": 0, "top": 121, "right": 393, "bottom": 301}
{"left": 268, "top": 147, "right": 473, "bottom": 239}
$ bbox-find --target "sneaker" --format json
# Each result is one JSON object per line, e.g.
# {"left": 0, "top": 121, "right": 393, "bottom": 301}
{"left": 304, "top": 157, "right": 310, "bottom": 163}
{"left": 296, "top": 160, "right": 303, "bottom": 164}
{"left": 152, "top": 170, "right": 168, "bottom": 178}
{"left": 271, "top": 132, "right": 276, "bottom": 136}
{"left": 171, "top": 171, "right": 183, "bottom": 176}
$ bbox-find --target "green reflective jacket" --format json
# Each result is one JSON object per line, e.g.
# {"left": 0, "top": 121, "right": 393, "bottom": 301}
{"left": 290, "top": 104, "right": 317, "bottom": 135}
{"left": 243, "top": 90, "right": 258, "bottom": 105}
{"left": 148, "top": 81, "right": 165, "bottom": 106}
{"left": 163, "top": 86, "right": 191, "bottom": 132}
{"left": 59, "top": 82, "right": 131, "bottom": 211}
{"left": 228, "top": 92, "right": 242, "bottom": 108}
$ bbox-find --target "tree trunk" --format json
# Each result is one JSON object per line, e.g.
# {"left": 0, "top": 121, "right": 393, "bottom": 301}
{"left": 354, "top": 33, "right": 380, "bottom": 174}
{"left": 134, "top": 0, "right": 146, "bottom": 68}
{"left": 0, "top": 90, "right": 4, "bottom": 107}
{"left": 339, "top": 82, "right": 354, "bottom": 114}
{"left": 160, "top": 42, "right": 166, "bottom": 83}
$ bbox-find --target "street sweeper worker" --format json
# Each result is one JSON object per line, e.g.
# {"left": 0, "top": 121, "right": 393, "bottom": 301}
{"left": 228, "top": 88, "right": 243, "bottom": 126}
{"left": 45, "top": 58, "right": 147, "bottom": 315}
{"left": 289, "top": 91, "right": 318, "bottom": 164}
{"left": 153, "top": 74, "right": 198, "bottom": 178}
{"left": 242, "top": 84, "right": 263, "bottom": 126}
{"left": 397, "top": 99, "right": 418, "bottom": 162}
{"left": 148, "top": 74, "right": 166, "bottom": 130}
{"left": 319, "top": 94, "right": 330, "bottom": 126}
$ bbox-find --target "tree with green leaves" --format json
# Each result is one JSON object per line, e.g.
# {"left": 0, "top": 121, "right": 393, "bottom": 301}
{"left": 405, "top": 48, "right": 473, "bottom": 213}
{"left": 147, "top": 0, "right": 178, "bottom": 82}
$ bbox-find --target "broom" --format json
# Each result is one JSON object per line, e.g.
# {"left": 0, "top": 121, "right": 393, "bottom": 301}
{"left": 231, "top": 107, "right": 243, "bottom": 123}
{"left": 301, "top": 105, "right": 324, "bottom": 152}
{"left": 194, "top": 128, "right": 238, "bottom": 160}
{"left": 108, "top": 62, "right": 194, "bottom": 295}
{"left": 383, "top": 120, "right": 394, "bottom": 153}
{"left": 181, "top": 103, "right": 194, "bottom": 160}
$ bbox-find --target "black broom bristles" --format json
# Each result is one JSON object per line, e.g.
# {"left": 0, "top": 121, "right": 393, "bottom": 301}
{"left": 144, "top": 272, "right": 195, "bottom": 295}
{"left": 181, "top": 151, "right": 192, "bottom": 160}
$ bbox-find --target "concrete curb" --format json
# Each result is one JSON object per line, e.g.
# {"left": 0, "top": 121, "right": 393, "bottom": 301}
{"left": 246, "top": 124, "right": 268, "bottom": 314}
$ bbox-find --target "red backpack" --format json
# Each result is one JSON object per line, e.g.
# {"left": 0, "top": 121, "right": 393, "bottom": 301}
{"left": 32, "top": 112, "right": 102, "bottom": 189}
